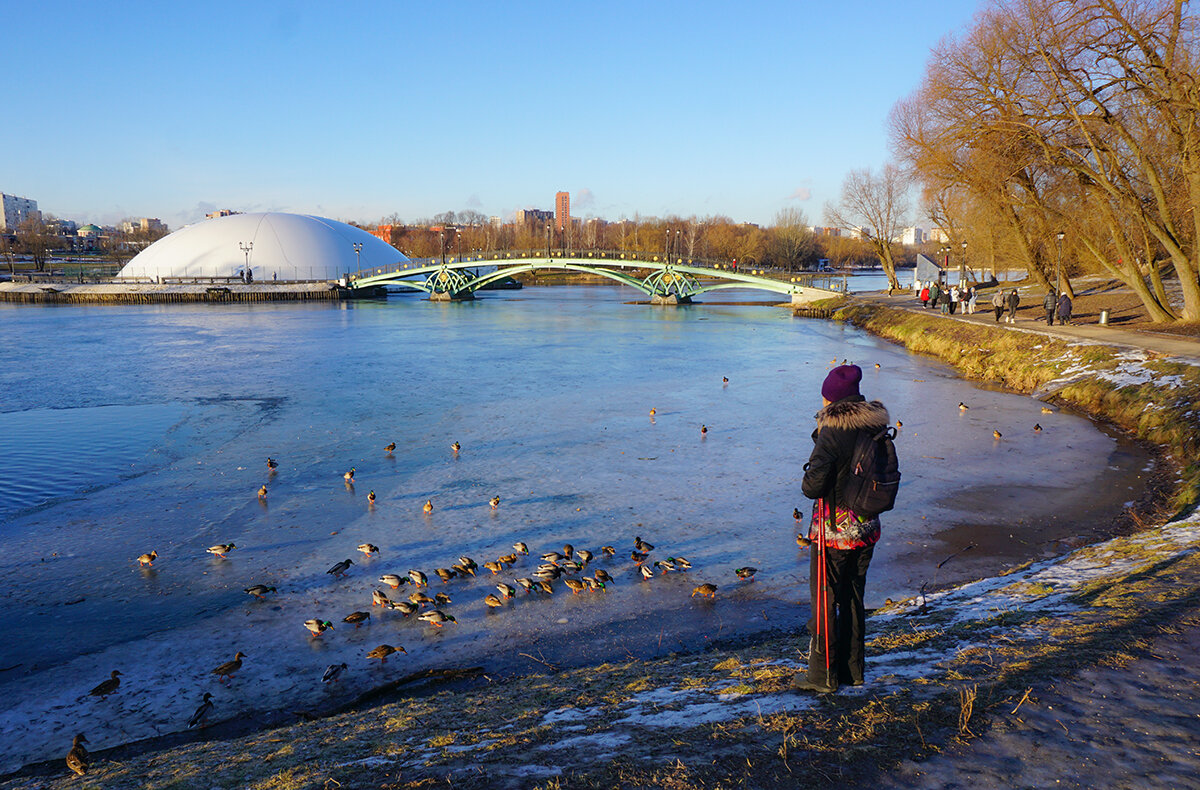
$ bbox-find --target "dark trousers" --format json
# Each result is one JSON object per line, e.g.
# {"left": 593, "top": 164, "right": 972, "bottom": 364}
{"left": 1045, "top": 308, "right": 1054, "bottom": 325}
{"left": 808, "top": 542, "right": 874, "bottom": 688}
{"left": 993, "top": 305, "right": 1003, "bottom": 322}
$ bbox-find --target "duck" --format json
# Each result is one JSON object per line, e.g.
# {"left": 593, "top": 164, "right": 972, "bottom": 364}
{"left": 434, "top": 567, "right": 457, "bottom": 583}
{"left": 484, "top": 593, "right": 504, "bottom": 608}
{"left": 601, "top": 545, "right": 616, "bottom": 556}
{"left": 640, "top": 565, "right": 655, "bottom": 581}
{"left": 654, "top": 560, "right": 676, "bottom": 574}
{"left": 560, "top": 559, "right": 584, "bottom": 573}
{"left": 266, "top": 457, "right": 278, "bottom": 471}
{"left": 458, "top": 556, "right": 479, "bottom": 572}
{"left": 541, "top": 551, "right": 564, "bottom": 564}
{"left": 496, "top": 583, "right": 516, "bottom": 599}
{"left": 722, "top": 376, "right": 729, "bottom": 384}
{"left": 1033, "top": 423, "right": 1043, "bottom": 433}
{"left": 384, "top": 442, "right": 396, "bottom": 453}
{"left": 343, "top": 611, "right": 371, "bottom": 628}
{"left": 379, "top": 574, "right": 407, "bottom": 589}
{"left": 258, "top": 485, "right": 268, "bottom": 499}
{"left": 434, "top": 592, "right": 453, "bottom": 606}
{"left": 691, "top": 583, "right": 718, "bottom": 598}
{"left": 536, "top": 579, "right": 554, "bottom": 595}
{"left": 408, "top": 569, "right": 428, "bottom": 587}
{"left": 322, "top": 663, "right": 348, "bottom": 684}
{"left": 367, "top": 490, "right": 376, "bottom": 505}
{"left": 489, "top": 496, "right": 500, "bottom": 510}
{"left": 514, "top": 577, "right": 535, "bottom": 594}
{"left": 327, "top": 559, "right": 354, "bottom": 578}
{"left": 137, "top": 550, "right": 158, "bottom": 567}
{"left": 896, "top": 420, "right": 903, "bottom": 429}
{"left": 451, "top": 563, "right": 476, "bottom": 577}
{"left": 634, "top": 536, "right": 655, "bottom": 553}
{"left": 533, "top": 566, "right": 561, "bottom": 580}
{"left": 796, "top": 535, "right": 813, "bottom": 548}
{"left": 304, "top": 620, "right": 333, "bottom": 638}
{"left": 451, "top": 441, "right": 461, "bottom": 453}
{"left": 793, "top": 507, "right": 802, "bottom": 521}
{"left": 244, "top": 584, "right": 277, "bottom": 599}
{"left": 371, "top": 589, "right": 391, "bottom": 607}
{"left": 583, "top": 576, "right": 604, "bottom": 591}
{"left": 388, "top": 600, "right": 419, "bottom": 616}
{"left": 700, "top": 425, "right": 708, "bottom": 436}
{"left": 1041, "top": 406, "right": 1054, "bottom": 414}
{"left": 187, "top": 692, "right": 214, "bottom": 729}
{"left": 344, "top": 467, "right": 356, "bottom": 483}
{"left": 594, "top": 569, "right": 614, "bottom": 585}
{"left": 734, "top": 567, "right": 758, "bottom": 580}
{"left": 513, "top": 542, "right": 529, "bottom": 555}
{"left": 418, "top": 609, "right": 457, "bottom": 627}
{"left": 207, "top": 543, "right": 236, "bottom": 559}
{"left": 367, "top": 644, "right": 407, "bottom": 663}
{"left": 423, "top": 500, "right": 434, "bottom": 513}
{"left": 993, "top": 429, "right": 1003, "bottom": 440}
{"left": 89, "top": 670, "right": 121, "bottom": 698}
{"left": 358, "top": 543, "right": 380, "bottom": 556}
{"left": 498, "top": 553, "right": 518, "bottom": 566}
{"left": 630, "top": 550, "right": 649, "bottom": 565}
{"left": 409, "top": 591, "right": 435, "bottom": 607}
{"left": 66, "top": 733, "right": 89, "bottom": 776}
{"left": 668, "top": 556, "right": 692, "bottom": 570}
{"left": 958, "top": 402, "right": 969, "bottom": 411}
{"left": 483, "top": 561, "right": 503, "bottom": 575}
{"left": 874, "top": 363, "right": 881, "bottom": 369}
{"left": 576, "top": 549, "right": 593, "bottom": 565}
{"left": 212, "top": 651, "right": 246, "bottom": 682}
{"left": 649, "top": 408, "right": 656, "bottom": 416}
{"left": 564, "top": 578, "right": 586, "bottom": 595}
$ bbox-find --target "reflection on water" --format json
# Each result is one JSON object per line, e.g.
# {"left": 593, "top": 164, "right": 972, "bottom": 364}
{"left": 0, "top": 287, "right": 1149, "bottom": 768}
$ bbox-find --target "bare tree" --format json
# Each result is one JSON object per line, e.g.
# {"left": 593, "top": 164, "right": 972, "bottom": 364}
{"left": 768, "top": 208, "right": 817, "bottom": 272}
{"left": 825, "top": 165, "right": 910, "bottom": 289}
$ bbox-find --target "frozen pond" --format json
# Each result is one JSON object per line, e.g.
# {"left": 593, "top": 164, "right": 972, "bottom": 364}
{"left": 0, "top": 286, "right": 1149, "bottom": 772}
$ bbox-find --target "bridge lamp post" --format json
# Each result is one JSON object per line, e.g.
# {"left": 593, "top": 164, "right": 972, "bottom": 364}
{"left": 239, "top": 242, "right": 253, "bottom": 279}
{"left": 675, "top": 229, "right": 681, "bottom": 263}
{"left": 1055, "top": 230, "right": 1065, "bottom": 294}
{"left": 439, "top": 232, "right": 445, "bottom": 266}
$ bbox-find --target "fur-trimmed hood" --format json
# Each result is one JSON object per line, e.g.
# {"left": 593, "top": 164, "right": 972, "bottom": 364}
{"left": 815, "top": 397, "right": 890, "bottom": 432}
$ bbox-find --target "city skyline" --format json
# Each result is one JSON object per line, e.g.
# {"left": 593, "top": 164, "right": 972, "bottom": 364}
{"left": 4, "top": 1, "right": 981, "bottom": 230}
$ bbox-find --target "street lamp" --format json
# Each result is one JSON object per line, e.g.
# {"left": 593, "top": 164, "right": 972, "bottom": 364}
{"left": 960, "top": 240, "right": 967, "bottom": 284}
{"left": 1055, "top": 231, "right": 1065, "bottom": 294}
{"left": 239, "top": 241, "right": 253, "bottom": 281}
{"left": 353, "top": 242, "right": 363, "bottom": 272}
{"left": 439, "top": 232, "right": 446, "bottom": 265}
{"left": 675, "top": 229, "right": 681, "bottom": 262}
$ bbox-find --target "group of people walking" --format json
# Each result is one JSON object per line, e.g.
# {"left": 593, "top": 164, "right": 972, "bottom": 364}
{"left": 1042, "top": 290, "right": 1073, "bottom": 325}
{"left": 916, "top": 279, "right": 1073, "bottom": 326}
{"left": 915, "top": 280, "right": 977, "bottom": 314}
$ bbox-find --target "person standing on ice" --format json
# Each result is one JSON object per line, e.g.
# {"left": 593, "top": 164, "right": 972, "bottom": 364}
{"left": 794, "top": 364, "right": 891, "bottom": 694}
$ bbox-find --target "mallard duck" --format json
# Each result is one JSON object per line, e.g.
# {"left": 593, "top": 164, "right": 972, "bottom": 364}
{"left": 483, "top": 561, "right": 503, "bottom": 575}
{"left": 533, "top": 566, "right": 561, "bottom": 580}
{"left": 451, "top": 441, "right": 461, "bottom": 453}
{"left": 734, "top": 567, "right": 758, "bottom": 580}
{"left": 258, "top": 485, "right": 268, "bottom": 499}
{"left": 367, "top": 644, "right": 406, "bottom": 663}
{"left": 793, "top": 507, "right": 802, "bottom": 521}
{"left": 498, "top": 553, "right": 518, "bottom": 566}
{"left": 384, "top": 442, "right": 396, "bottom": 453}
{"left": 484, "top": 593, "right": 504, "bottom": 608}
{"left": 418, "top": 609, "right": 457, "bottom": 627}
{"left": 536, "top": 579, "right": 554, "bottom": 595}
{"left": 958, "top": 402, "right": 969, "bottom": 411}
{"left": 379, "top": 574, "right": 406, "bottom": 589}
{"left": 564, "top": 578, "right": 586, "bottom": 595}
{"left": 669, "top": 556, "right": 691, "bottom": 570}
{"left": 371, "top": 589, "right": 391, "bottom": 607}
{"left": 458, "top": 556, "right": 478, "bottom": 571}
{"left": 489, "top": 496, "right": 500, "bottom": 510}
{"left": 630, "top": 550, "right": 649, "bottom": 565}
{"left": 601, "top": 545, "right": 616, "bottom": 556}
{"left": 88, "top": 670, "right": 121, "bottom": 698}
{"left": 691, "top": 583, "right": 718, "bottom": 598}
{"left": 514, "top": 577, "right": 535, "bottom": 593}
{"left": 434, "top": 567, "right": 457, "bottom": 583}
{"left": 434, "top": 592, "right": 452, "bottom": 606}
{"left": 640, "top": 565, "right": 655, "bottom": 581}
{"left": 722, "top": 376, "right": 729, "bottom": 384}
{"left": 562, "top": 544, "right": 574, "bottom": 559}
{"left": 1041, "top": 406, "right": 1054, "bottom": 414}
{"left": 796, "top": 535, "right": 812, "bottom": 548}
{"left": 896, "top": 420, "right": 903, "bottom": 429}
{"left": 594, "top": 569, "right": 613, "bottom": 585}
{"left": 137, "top": 550, "right": 158, "bottom": 567}
{"left": 244, "top": 584, "right": 276, "bottom": 599}
{"left": 343, "top": 611, "right": 371, "bottom": 628}
{"left": 207, "top": 543, "right": 236, "bottom": 558}
{"left": 556, "top": 559, "right": 581, "bottom": 573}
{"left": 496, "top": 583, "right": 516, "bottom": 599}
{"left": 327, "top": 559, "right": 354, "bottom": 578}
{"left": 513, "top": 542, "right": 529, "bottom": 555}
{"left": 576, "top": 549, "right": 593, "bottom": 565}
{"left": 409, "top": 591, "right": 434, "bottom": 606}
{"left": 874, "top": 362, "right": 881, "bottom": 369}
{"left": 1033, "top": 423, "right": 1043, "bottom": 433}
{"left": 408, "top": 569, "right": 428, "bottom": 587}
{"left": 423, "top": 500, "right": 434, "bottom": 513}
{"left": 66, "top": 733, "right": 89, "bottom": 776}
{"left": 212, "top": 651, "right": 246, "bottom": 682}
{"left": 635, "top": 536, "right": 654, "bottom": 553}
{"left": 649, "top": 408, "right": 656, "bottom": 416}
{"left": 654, "top": 560, "right": 676, "bottom": 573}
{"left": 388, "top": 600, "right": 418, "bottom": 616}
{"left": 700, "top": 424, "right": 708, "bottom": 435}
{"left": 304, "top": 619, "right": 333, "bottom": 637}
{"left": 367, "top": 490, "right": 376, "bottom": 505}
{"left": 322, "top": 663, "right": 347, "bottom": 684}
{"left": 187, "top": 692, "right": 214, "bottom": 729}
{"left": 541, "top": 551, "right": 564, "bottom": 564}
{"left": 583, "top": 576, "right": 602, "bottom": 591}
{"left": 993, "top": 429, "right": 1003, "bottom": 439}
{"left": 358, "top": 543, "right": 380, "bottom": 556}
{"left": 267, "top": 457, "right": 278, "bottom": 471}
{"left": 451, "top": 563, "right": 475, "bottom": 577}
{"left": 344, "top": 467, "right": 356, "bottom": 483}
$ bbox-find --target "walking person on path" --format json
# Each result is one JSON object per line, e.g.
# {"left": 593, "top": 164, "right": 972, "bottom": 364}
{"left": 920, "top": 284, "right": 930, "bottom": 308}
{"left": 1005, "top": 288, "right": 1020, "bottom": 323}
{"left": 966, "top": 286, "right": 978, "bottom": 314}
{"left": 1057, "top": 292, "right": 1073, "bottom": 326}
{"left": 1043, "top": 290, "right": 1057, "bottom": 325}
{"left": 991, "top": 289, "right": 1005, "bottom": 322}
{"left": 949, "top": 285, "right": 960, "bottom": 315}
{"left": 929, "top": 282, "right": 941, "bottom": 311}
{"left": 794, "top": 364, "right": 892, "bottom": 693}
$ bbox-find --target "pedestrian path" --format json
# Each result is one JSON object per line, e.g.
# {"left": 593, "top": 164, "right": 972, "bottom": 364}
{"left": 858, "top": 292, "right": 1200, "bottom": 363}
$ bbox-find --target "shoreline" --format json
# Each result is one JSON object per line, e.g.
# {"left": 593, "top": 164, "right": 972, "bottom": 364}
{"left": 3, "top": 297, "right": 1198, "bottom": 788}
{"left": 0, "top": 281, "right": 381, "bottom": 303}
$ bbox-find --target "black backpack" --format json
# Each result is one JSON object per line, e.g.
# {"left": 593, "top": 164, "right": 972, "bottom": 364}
{"left": 841, "top": 426, "right": 901, "bottom": 517}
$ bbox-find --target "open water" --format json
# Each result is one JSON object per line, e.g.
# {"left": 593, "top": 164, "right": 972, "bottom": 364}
{"left": 0, "top": 284, "right": 1150, "bottom": 770}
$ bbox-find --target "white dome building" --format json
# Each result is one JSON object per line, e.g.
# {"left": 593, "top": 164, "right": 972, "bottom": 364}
{"left": 118, "top": 212, "right": 405, "bottom": 282}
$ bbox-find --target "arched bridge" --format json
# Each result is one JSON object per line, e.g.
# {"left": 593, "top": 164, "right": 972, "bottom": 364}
{"left": 347, "top": 252, "right": 845, "bottom": 304}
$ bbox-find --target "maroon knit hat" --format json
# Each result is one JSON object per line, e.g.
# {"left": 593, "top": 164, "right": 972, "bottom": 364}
{"left": 821, "top": 364, "right": 862, "bottom": 402}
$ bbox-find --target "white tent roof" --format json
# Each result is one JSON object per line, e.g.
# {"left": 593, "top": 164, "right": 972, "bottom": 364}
{"left": 118, "top": 212, "right": 406, "bottom": 281}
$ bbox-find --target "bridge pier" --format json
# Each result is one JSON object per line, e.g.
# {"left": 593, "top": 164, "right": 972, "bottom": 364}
{"left": 650, "top": 293, "right": 692, "bottom": 305}
{"left": 429, "top": 291, "right": 475, "bottom": 302}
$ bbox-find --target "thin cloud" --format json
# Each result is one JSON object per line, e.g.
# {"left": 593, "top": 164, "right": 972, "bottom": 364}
{"left": 787, "top": 187, "right": 812, "bottom": 201}
{"left": 574, "top": 188, "right": 596, "bottom": 211}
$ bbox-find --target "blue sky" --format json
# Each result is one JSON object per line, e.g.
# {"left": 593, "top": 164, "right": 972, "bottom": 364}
{"left": 5, "top": 1, "right": 980, "bottom": 229}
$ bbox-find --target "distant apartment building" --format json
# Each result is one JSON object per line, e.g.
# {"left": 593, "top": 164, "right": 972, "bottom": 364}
{"left": 927, "top": 227, "right": 950, "bottom": 243}
{"left": 555, "top": 191, "right": 570, "bottom": 231}
{"left": 120, "top": 217, "right": 167, "bottom": 235}
{"left": 514, "top": 208, "right": 553, "bottom": 227}
{"left": 809, "top": 226, "right": 841, "bottom": 237}
{"left": 1, "top": 193, "right": 40, "bottom": 231}
{"left": 901, "top": 227, "right": 925, "bottom": 245}
{"left": 206, "top": 209, "right": 239, "bottom": 219}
